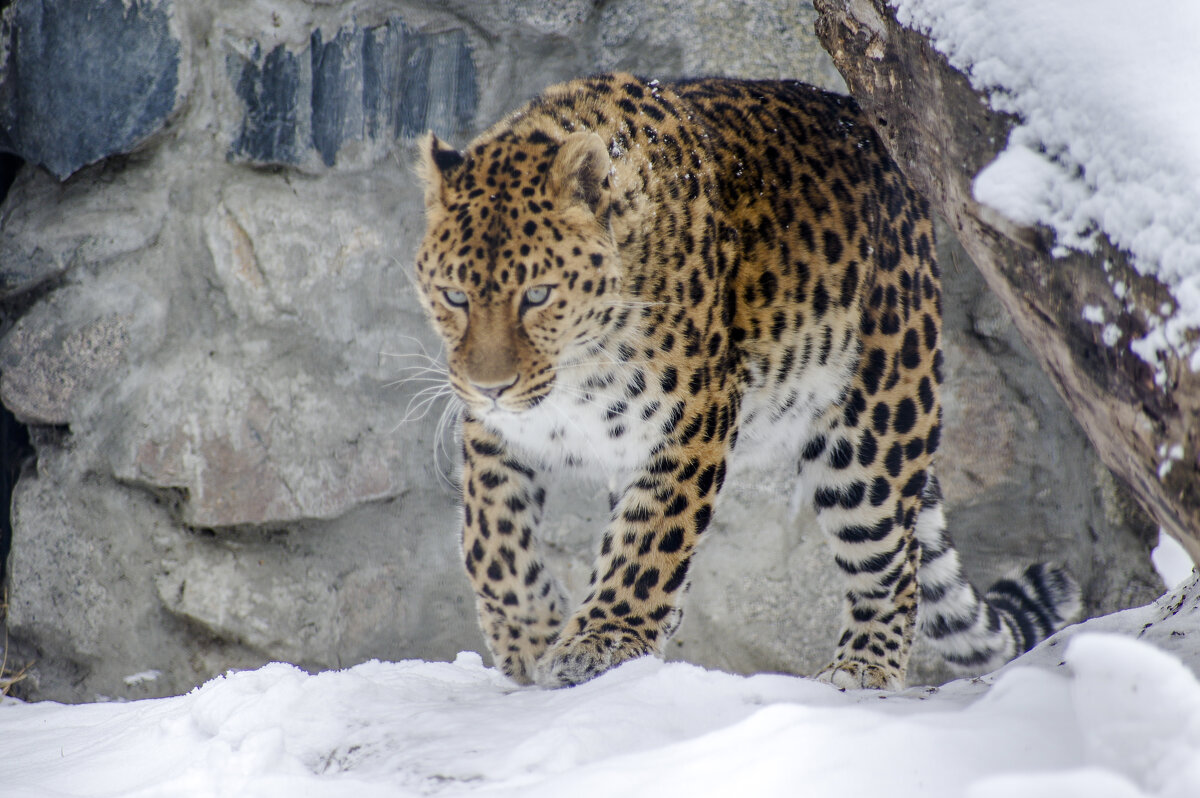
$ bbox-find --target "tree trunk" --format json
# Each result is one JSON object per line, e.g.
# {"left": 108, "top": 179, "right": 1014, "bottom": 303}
{"left": 813, "top": 0, "right": 1200, "bottom": 561}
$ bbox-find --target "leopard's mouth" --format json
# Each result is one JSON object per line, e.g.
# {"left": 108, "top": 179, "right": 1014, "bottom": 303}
{"left": 458, "top": 380, "right": 552, "bottom": 416}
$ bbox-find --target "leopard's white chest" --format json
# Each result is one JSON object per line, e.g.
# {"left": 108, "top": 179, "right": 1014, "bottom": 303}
{"left": 482, "top": 328, "right": 859, "bottom": 483}
{"left": 482, "top": 362, "right": 663, "bottom": 481}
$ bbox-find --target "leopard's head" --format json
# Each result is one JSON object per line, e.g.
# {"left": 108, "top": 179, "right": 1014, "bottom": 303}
{"left": 415, "top": 129, "right": 625, "bottom": 414}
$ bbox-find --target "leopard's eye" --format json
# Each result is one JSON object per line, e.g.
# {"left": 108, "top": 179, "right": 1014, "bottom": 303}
{"left": 442, "top": 289, "right": 469, "bottom": 308}
{"left": 522, "top": 285, "right": 552, "bottom": 308}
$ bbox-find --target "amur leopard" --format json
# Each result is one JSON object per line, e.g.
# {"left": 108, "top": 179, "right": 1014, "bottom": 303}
{"left": 414, "top": 73, "right": 1081, "bottom": 689}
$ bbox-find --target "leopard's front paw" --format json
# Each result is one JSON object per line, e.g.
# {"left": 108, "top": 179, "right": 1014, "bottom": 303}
{"left": 532, "top": 627, "right": 654, "bottom": 688}
{"left": 816, "top": 660, "right": 903, "bottom": 691}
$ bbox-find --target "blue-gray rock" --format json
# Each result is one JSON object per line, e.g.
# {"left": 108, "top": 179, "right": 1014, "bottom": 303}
{"left": 230, "top": 18, "right": 477, "bottom": 169}
{"left": 0, "top": 0, "right": 180, "bottom": 180}
{"left": 229, "top": 42, "right": 304, "bottom": 166}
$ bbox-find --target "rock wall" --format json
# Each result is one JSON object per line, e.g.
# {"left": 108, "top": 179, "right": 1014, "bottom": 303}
{"left": 0, "top": 0, "right": 1159, "bottom": 702}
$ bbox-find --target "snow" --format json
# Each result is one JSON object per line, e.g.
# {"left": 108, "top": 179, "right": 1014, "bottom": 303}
{"left": 123, "top": 670, "right": 164, "bottom": 687}
{"left": 1154, "top": 528, "right": 1196, "bottom": 588}
{"left": 3, "top": 578, "right": 1200, "bottom": 797}
{"left": 893, "top": 0, "right": 1200, "bottom": 374}
{"left": 1157, "top": 443, "right": 1185, "bottom": 479}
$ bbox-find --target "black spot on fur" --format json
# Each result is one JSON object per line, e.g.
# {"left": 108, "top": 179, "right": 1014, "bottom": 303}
{"left": 857, "top": 429, "right": 878, "bottom": 466}
{"left": 634, "top": 568, "right": 661, "bottom": 600}
{"left": 884, "top": 443, "right": 903, "bottom": 477}
{"left": 861, "top": 348, "right": 887, "bottom": 395}
{"left": 823, "top": 230, "right": 843, "bottom": 264}
{"left": 918, "top": 376, "right": 935, "bottom": 414}
{"left": 802, "top": 436, "right": 827, "bottom": 461}
{"left": 433, "top": 147, "right": 464, "bottom": 171}
{"left": 900, "top": 328, "right": 921, "bottom": 369}
{"left": 663, "top": 558, "right": 690, "bottom": 593}
{"left": 839, "top": 262, "right": 859, "bottom": 308}
{"left": 869, "top": 477, "right": 890, "bottom": 506}
{"left": 829, "top": 438, "right": 854, "bottom": 470}
{"left": 660, "top": 366, "right": 679, "bottom": 394}
{"left": 894, "top": 398, "right": 917, "bottom": 435}
{"left": 812, "top": 279, "right": 830, "bottom": 318}
{"left": 902, "top": 470, "right": 928, "bottom": 498}
{"left": 872, "top": 402, "right": 890, "bottom": 434}
{"left": 659, "top": 526, "right": 685, "bottom": 553}
{"left": 926, "top": 422, "right": 942, "bottom": 454}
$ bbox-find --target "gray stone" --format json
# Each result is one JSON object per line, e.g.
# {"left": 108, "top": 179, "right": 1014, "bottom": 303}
{"left": 0, "top": 0, "right": 1162, "bottom": 703}
{"left": 0, "top": 166, "right": 170, "bottom": 299}
{"left": 0, "top": 308, "right": 130, "bottom": 426}
{"left": 0, "top": 0, "right": 182, "bottom": 180}
{"left": 5, "top": 435, "right": 476, "bottom": 698}
{"left": 594, "top": 0, "right": 844, "bottom": 88}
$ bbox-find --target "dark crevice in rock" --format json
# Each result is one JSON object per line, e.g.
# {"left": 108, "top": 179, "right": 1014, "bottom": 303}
{"left": 0, "top": 401, "right": 31, "bottom": 591}
{"left": 0, "top": 153, "right": 22, "bottom": 203}
{"left": 0, "top": 150, "right": 36, "bottom": 590}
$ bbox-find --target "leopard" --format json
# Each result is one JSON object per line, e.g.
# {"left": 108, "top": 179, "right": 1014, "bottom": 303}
{"left": 412, "top": 72, "right": 1082, "bottom": 690}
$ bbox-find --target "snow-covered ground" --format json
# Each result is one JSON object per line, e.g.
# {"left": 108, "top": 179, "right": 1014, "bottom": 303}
{"left": 2, "top": 575, "right": 1198, "bottom": 798}
{"left": 4, "top": 2, "right": 1199, "bottom": 796}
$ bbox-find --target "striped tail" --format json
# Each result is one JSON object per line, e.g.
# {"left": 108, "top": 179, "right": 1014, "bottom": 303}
{"left": 913, "top": 476, "right": 1082, "bottom": 673}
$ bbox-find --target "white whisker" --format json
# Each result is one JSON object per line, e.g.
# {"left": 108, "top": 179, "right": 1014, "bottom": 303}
{"left": 379, "top": 333, "right": 444, "bottom": 361}
{"left": 432, "top": 398, "right": 464, "bottom": 493}
{"left": 382, "top": 375, "right": 448, "bottom": 390}
{"left": 377, "top": 334, "right": 463, "bottom": 492}
{"left": 390, "top": 254, "right": 425, "bottom": 295}
{"left": 391, "top": 384, "right": 455, "bottom": 431}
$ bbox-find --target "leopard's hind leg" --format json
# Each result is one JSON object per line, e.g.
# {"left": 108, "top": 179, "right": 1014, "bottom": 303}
{"left": 801, "top": 402, "right": 925, "bottom": 691}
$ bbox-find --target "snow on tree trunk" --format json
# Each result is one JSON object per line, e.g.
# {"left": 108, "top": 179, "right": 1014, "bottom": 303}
{"left": 813, "top": 0, "right": 1200, "bottom": 561}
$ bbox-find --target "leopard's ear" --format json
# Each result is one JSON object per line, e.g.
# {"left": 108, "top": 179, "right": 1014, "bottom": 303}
{"left": 417, "top": 131, "right": 465, "bottom": 209}
{"left": 547, "top": 131, "right": 611, "bottom": 213}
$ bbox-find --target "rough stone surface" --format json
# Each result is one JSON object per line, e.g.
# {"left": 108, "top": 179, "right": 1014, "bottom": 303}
{"left": 0, "top": 0, "right": 1161, "bottom": 702}
{"left": 813, "top": 0, "right": 1200, "bottom": 562}
{"left": 0, "top": 0, "right": 183, "bottom": 180}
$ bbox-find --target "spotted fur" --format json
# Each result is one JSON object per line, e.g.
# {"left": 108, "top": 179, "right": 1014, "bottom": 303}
{"left": 414, "top": 73, "right": 1081, "bottom": 689}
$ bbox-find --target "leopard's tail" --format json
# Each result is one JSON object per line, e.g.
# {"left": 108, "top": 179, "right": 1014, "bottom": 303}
{"left": 913, "top": 476, "right": 1083, "bottom": 673}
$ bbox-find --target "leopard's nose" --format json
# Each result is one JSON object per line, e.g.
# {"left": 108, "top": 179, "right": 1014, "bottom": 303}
{"left": 473, "top": 376, "right": 518, "bottom": 400}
